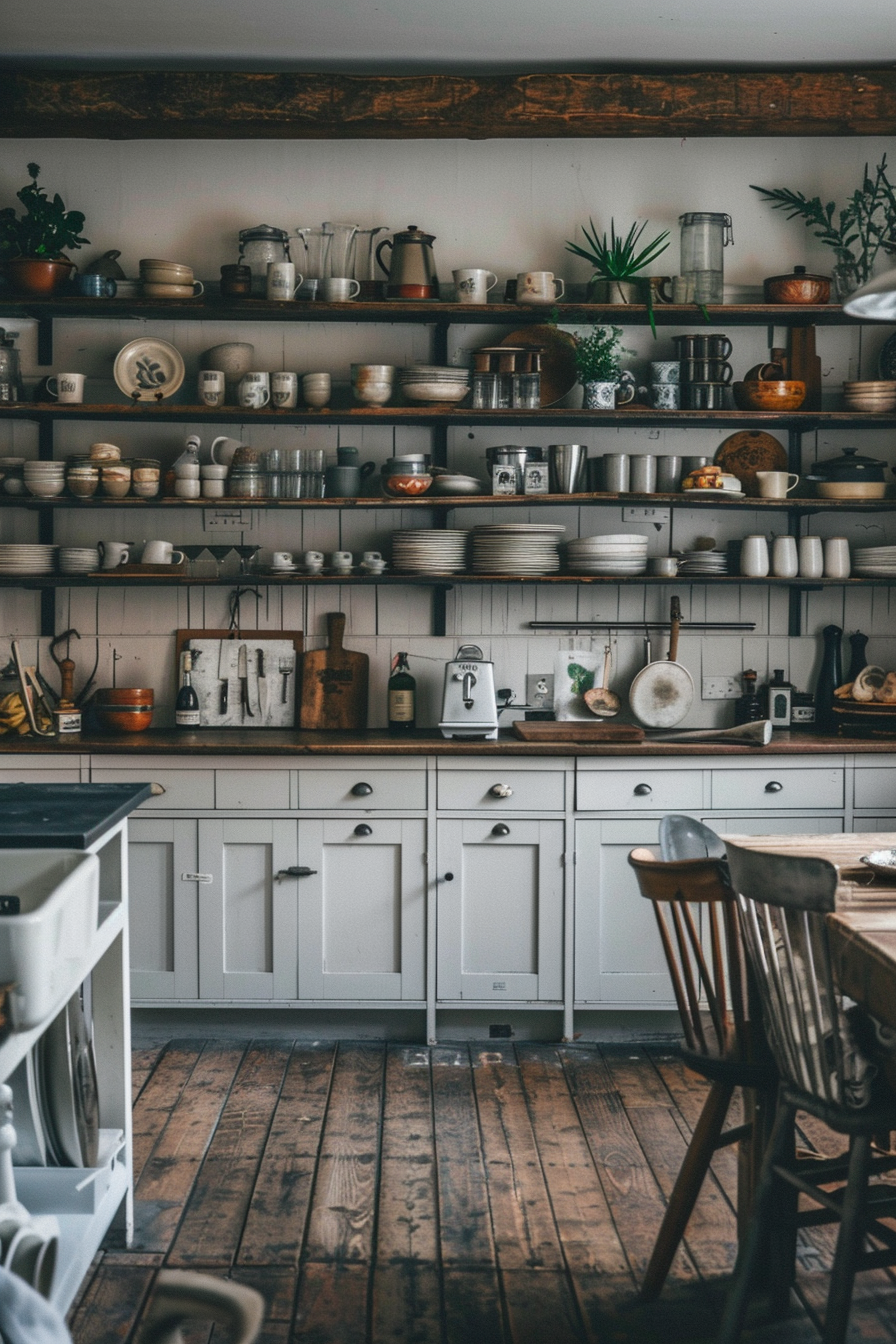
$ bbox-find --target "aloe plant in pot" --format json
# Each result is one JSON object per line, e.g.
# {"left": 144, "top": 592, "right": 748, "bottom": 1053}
{"left": 566, "top": 218, "right": 670, "bottom": 335}
{"left": 0, "top": 163, "right": 90, "bottom": 296}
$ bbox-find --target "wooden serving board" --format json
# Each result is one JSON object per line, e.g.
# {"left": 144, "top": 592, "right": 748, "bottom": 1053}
{"left": 300, "top": 612, "right": 369, "bottom": 731}
{"left": 513, "top": 720, "right": 644, "bottom": 742}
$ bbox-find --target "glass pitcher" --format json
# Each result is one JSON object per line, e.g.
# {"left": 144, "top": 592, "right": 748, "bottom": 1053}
{"left": 323, "top": 222, "right": 359, "bottom": 280}
{"left": 678, "top": 212, "right": 733, "bottom": 304}
{"left": 294, "top": 227, "right": 333, "bottom": 299}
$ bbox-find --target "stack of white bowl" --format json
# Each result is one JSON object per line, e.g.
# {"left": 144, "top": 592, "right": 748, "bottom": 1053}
{"left": 566, "top": 533, "right": 649, "bottom": 575}
{"left": 398, "top": 365, "right": 470, "bottom": 404}
{"left": 352, "top": 364, "right": 395, "bottom": 406}
{"left": 58, "top": 546, "right": 101, "bottom": 574}
{"left": 139, "top": 258, "right": 199, "bottom": 299}
{"left": 23, "top": 461, "right": 66, "bottom": 498}
{"left": 842, "top": 380, "right": 896, "bottom": 412}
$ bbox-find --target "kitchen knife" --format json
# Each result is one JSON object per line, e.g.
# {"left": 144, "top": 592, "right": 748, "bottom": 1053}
{"left": 218, "top": 638, "right": 230, "bottom": 715}
{"left": 257, "top": 647, "right": 268, "bottom": 721}
{"left": 238, "top": 643, "right": 253, "bottom": 717}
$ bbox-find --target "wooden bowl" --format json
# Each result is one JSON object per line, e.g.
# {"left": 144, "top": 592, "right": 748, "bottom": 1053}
{"left": 93, "top": 687, "right": 154, "bottom": 733}
{"left": 763, "top": 270, "right": 830, "bottom": 304}
{"left": 732, "top": 380, "right": 806, "bottom": 411}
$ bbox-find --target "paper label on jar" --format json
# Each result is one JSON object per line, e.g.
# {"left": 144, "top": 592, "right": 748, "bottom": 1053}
{"left": 389, "top": 690, "right": 415, "bottom": 721}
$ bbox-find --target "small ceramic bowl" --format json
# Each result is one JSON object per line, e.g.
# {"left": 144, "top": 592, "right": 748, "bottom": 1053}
{"left": 141, "top": 282, "right": 201, "bottom": 299}
{"left": 200, "top": 343, "right": 254, "bottom": 381}
{"left": 861, "top": 848, "right": 896, "bottom": 880}
{"left": 732, "top": 380, "right": 806, "bottom": 411}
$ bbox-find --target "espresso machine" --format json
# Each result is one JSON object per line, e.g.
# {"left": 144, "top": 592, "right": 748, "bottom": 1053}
{"left": 439, "top": 644, "right": 499, "bottom": 740}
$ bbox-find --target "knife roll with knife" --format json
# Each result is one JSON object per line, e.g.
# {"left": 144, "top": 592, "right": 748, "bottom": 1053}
{"left": 182, "top": 637, "right": 298, "bottom": 727}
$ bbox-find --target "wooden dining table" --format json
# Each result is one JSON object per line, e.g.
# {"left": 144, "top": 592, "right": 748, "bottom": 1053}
{"left": 727, "top": 832, "right": 896, "bottom": 1030}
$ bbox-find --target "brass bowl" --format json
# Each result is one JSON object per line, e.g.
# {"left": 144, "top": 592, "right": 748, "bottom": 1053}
{"left": 732, "top": 380, "right": 806, "bottom": 412}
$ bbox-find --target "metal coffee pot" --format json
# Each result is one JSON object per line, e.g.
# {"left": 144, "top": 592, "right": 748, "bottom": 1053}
{"left": 376, "top": 225, "right": 439, "bottom": 300}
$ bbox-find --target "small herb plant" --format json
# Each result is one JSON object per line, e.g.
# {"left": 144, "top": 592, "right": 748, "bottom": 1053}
{"left": 572, "top": 325, "right": 633, "bottom": 384}
{"left": 751, "top": 156, "right": 896, "bottom": 285}
{"left": 0, "top": 163, "right": 89, "bottom": 262}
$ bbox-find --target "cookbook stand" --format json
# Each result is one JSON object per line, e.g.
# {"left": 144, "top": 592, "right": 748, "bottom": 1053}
{"left": 0, "top": 783, "right": 150, "bottom": 1311}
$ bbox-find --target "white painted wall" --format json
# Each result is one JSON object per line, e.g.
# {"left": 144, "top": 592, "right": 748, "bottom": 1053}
{"left": 1, "top": 133, "right": 894, "bottom": 727}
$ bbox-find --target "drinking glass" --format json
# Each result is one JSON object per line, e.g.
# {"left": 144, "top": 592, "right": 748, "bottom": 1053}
{"left": 180, "top": 544, "right": 210, "bottom": 578}
{"left": 206, "top": 545, "right": 234, "bottom": 578}
{"left": 235, "top": 545, "right": 261, "bottom": 575}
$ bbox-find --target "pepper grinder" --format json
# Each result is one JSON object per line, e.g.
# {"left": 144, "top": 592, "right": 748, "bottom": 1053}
{"left": 815, "top": 624, "right": 843, "bottom": 732}
{"left": 848, "top": 630, "right": 869, "bottom": 683}
{"left": 734, "top": 669, "right": 762, "bottom": 725}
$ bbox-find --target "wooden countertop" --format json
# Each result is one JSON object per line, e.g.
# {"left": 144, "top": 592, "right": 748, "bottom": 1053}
{"left": 1, "top": 729, "right": 893, "bottom": 757}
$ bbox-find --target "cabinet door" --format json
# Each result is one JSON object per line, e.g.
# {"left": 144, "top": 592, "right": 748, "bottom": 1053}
{"left": 575, "top": 819, "right": 676, "bottom": 1006}
{"left": 437, "top": 818, "right": 563, "bottom": 1002}
{"left": 198, "top": 819, "right": 299, "bottom": 1001}
{"left": 296, "top": 818, "right": 425, "bottom": 1001}
{"left": 128, "top": 819, "right": 199, "bottom": 1001}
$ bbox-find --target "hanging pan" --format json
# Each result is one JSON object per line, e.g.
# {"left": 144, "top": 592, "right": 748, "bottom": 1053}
{"left": 628, "top": 597, "right": 695, "bottom": 729}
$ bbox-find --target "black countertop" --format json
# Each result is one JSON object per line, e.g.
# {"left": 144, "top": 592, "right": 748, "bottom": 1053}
{"left": 0, "top": 783, "right": 153, "bottom": 848}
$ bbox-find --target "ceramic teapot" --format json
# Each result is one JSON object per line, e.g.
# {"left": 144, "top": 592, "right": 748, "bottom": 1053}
{"left": 376, "top": 225, "right": 439, "bottom": 299}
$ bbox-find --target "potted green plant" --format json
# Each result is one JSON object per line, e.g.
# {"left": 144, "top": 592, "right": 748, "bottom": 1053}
{"left": 0, "top": 163, "right": 89, "bottom": 296}
{"left": 573, "top": 324, "right": 634, "bottom": 409}
{"left": 566, "top": 217, "right": 670, "bottom": 333}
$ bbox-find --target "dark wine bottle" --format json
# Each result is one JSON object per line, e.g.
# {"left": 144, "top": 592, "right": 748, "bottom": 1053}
{"left": 388, "top": 652, "right": 416, "bottom": 733}
{"left": 175, "top": 650, "right": 201, "bottom": 728}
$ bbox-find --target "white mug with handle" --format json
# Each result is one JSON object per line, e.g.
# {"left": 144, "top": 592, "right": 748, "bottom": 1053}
{"left": 210, "top": 436, "right": 245, "bottom": 467}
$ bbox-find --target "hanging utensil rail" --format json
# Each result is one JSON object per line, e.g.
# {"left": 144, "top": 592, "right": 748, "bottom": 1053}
{"left": 528, "top": 621, "right": 756, "bottom": 631}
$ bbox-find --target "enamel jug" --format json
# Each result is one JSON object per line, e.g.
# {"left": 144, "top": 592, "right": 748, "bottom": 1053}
{"left": 376, "top": 225, "right": 439, "bottom": 299}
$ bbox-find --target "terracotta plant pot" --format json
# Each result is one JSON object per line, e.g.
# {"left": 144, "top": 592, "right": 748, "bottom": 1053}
{"left": 732, "top": 380, "right": 807, "bottom": 411}
{"left": 4, "top": 256, "right": 75, "bottom": 297}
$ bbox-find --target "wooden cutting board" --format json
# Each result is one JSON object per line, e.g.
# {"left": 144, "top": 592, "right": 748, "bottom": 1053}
{"left": 513, "top": 720, "right": 644, "bottom": 742}
{"left": 789, "top": 324, "right": 822, "bottom": 411}
{"left": 300, "top": 612, "right": 369, "bottom": 731}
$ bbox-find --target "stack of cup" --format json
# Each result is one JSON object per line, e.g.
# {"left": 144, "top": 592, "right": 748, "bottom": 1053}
{"left": 175, "top": 457, "right": 200, "bottom": 499}
{"left": 303, "top": 373, "right": 331, "bottom": 408}
{"left": 673, "top": 334, "right": 733, "bottom": 410}
{"left": 650, "top": 361, "right": 681, "bottom": 410}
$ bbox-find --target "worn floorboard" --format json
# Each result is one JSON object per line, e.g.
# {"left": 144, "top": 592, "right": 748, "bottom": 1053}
{"left": 64, "top": 1039, "right": 896, "bottom": 1344}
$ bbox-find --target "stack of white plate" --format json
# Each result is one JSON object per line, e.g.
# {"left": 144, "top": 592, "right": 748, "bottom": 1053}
{"left": 23, "top": 462, "right": 66, "bottom": 499}
{"left": 391, "top": 528, "right": 469, "bottom": 574}
{"left": 471, "top": 523, "right": 565, "bottom": 574}
{"left": 398, "top": 365, "right": 470, "bottom": 404}
{"left": 58, "top": 546, "right": 101, "bottom": 574}
{"left": 566, "top": 533, "right": 648, "bottom": 575}
{"left": 853, "top": 545, "right": 896, "bottom": 576}
{"left": 0, "top": 544, "right": 56, "bottom": 575}
{"left": 677, "top": 549, "right": 729, "bottom": 576}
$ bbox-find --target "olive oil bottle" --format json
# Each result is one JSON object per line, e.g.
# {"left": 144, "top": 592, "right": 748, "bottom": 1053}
{"left": 388, "top": 652, "right": 416, "bottom": 733}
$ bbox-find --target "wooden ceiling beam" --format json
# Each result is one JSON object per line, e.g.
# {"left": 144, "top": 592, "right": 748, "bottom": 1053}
{"left": 1, "top": 69, "right": 895, "bottom": 139}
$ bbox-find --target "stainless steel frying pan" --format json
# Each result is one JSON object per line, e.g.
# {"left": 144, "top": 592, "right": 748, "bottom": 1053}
{"left": 628, "top": 597, "right": 695, "bottom": 728}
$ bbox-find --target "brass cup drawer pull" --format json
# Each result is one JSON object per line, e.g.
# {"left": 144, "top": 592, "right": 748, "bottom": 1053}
{"left": 351, "top": 782, "right": 373, "bottom": 797}
{"left": 491, "top": 823, "right": 511, "bottom": 837}
{"left": 489, "top": 783, "right": 514, "bottom": 798}
{"left": 765, "top": 781, "right": 784, "bottom": 794}
{"left": 634, "top": 783, "right": 652, "bottom": 796}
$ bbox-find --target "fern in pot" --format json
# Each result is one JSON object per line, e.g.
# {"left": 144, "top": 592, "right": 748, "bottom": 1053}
{"left": 0, "top": 163, "right": 90, "bottom": 296}
{"left": 573, "top": 325, "right": 634, "bottom": 409}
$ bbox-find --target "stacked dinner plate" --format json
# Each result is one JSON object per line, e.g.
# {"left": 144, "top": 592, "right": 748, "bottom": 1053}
{"left": 0, "top": 544, "right": 56, "bottom": 575}
{"left": 23, "top": 462, "right": 65, "bottom": 499}
{"left": 677, "top": 549, "right": 729, "bottom": 576}
{"left": 853, "top": 545, "right": 896, "bottom": 577}
{"left": 391, "top": 528, "right": 469, "bottom": 574}
{"left": 398, "top": 365, "right": 470, "bottom": 404}
{"left": 566, "top": 533, "right": 648, "bottom": 575}
{"left": 58, "top": 546, "right": 101, "bottom": 574}
{"left": 471, "top": 523, "right": 565, "bottom": 574}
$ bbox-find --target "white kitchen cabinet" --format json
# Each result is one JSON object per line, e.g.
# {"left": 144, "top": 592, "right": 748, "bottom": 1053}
{"left": 128, "top": 818, "right": 199, "bottom": 1002}
{"left": 436, "top": 816, "right": 564, "bottom": 1003}
{"left": 296, "top": 817, "right": 426, "bottom": 1001}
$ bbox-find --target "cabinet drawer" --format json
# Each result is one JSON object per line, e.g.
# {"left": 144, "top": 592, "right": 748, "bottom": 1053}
{"left": 437, "top": 768, "right": 565, "bottom": 811}
{"left": 91, "top": 767, "right": 215, "bottom": 811}
{"left": 855, "top": 766, "right": 896, "bottom": 811}
{"left": 297, "top": 768, "right": 426, "bottom": 811}
{"left": 576, "top": 768, "right": 702, "bottom": 813}
{"left": 711, "top": 767, "right": 843, "bottom": 810}
{"left": 216, "top": 770, "right": 291, "bottom": 810}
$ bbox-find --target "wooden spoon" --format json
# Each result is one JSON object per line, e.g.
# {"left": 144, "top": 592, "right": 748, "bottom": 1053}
{"left": 584, "top": 645, "right": 620, "bottom": 718}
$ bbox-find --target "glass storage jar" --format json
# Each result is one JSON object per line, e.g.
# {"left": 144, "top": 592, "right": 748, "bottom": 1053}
{"left": 227, "top": 464, "right": 267, "bottom": 499}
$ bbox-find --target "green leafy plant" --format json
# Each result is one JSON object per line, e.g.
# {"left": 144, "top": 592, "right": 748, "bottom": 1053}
{"left": 572, "top": 325, "right": 633, "bottom": 384}
{"left": 566, "top": 218, "right": 670, "bottom": 335}
{"left": 0, "top": 163, "right": 89, "bottom": 262}
{"left": 751, "top": 156, "right": 896, "bottom": 285}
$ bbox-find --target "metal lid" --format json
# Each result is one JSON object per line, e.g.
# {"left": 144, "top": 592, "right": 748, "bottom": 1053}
{"left": 239, "top": 225, "right": 290, "bottom": 242}
{"left": 807, "top": 446, "right": 887, "bottom": 480}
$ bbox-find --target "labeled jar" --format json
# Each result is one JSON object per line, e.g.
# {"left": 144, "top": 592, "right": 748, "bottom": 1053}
{"left": 220, "top": 263, "right": 252, "bottom": 298}
{"left": 65, "top": 456, "right": 100, "bottom": 499}
{"left": 100, "top": 461, "right": 131, "bottom": 498}
{"left": 130, "top": 458, "right": 161, "bottom": 498}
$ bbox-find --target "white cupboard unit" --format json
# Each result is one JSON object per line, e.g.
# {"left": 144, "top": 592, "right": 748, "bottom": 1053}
{"left": 128, "top": 818, "right": 199, "bottom": 1001}
{"left": 436, "top": 817, "right": 564, "bottom": 1003}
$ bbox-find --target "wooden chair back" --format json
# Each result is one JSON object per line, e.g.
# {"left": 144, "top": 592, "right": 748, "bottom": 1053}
{"left": 628, "top": 847, "right": 753, "bottom": 1065}
{"left": 724, "top": 841, "right": 875, "bottom": 1109}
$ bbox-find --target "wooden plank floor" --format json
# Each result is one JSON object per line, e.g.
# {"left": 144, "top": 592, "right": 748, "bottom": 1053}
{"left": 68, "top": 1040, "right": 896, "bottom": 1344}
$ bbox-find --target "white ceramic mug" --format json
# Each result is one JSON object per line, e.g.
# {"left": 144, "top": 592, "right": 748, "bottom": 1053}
{"left": 47, "top": 373, "right": 85, "bottom": 403}
{"left": 271, "top": 371, "right": 299, "bottom": 408}
{"left": 515, "top": 271, "right": 565, "bottom": 304}
{"left": 772, "top": 535, "right": 799, "bottom": 578}
{"left": 362, "top": 551, "right": 382, "bottom": 564}
{"left": 824, "top": 536, "right": 851, "bottom": 579}
{"left": 756, "top": 470, "right": 800, "bottom": 499}
{"left": 271, "top": 550, "right": 294, "bottom": 568}
{"left": 329, "top": 550, "right": 353, "bottom": 570}
{"left": 238, "top": 372, "right": 270, "bottom": 409}
{"left": 740, "top": 535, "right": 770, "bottom": 577}
{"left": 799, "top": 535, "right": 824, "bottom": 579}
{"left": 266, "top": 262, "right": 303, "bottom": 301}
{"left": 210, "top": 436, "right": 245, "bottom": 467}
{"left": 453, "top": 268, "right": 498, "bottom": 303}
{"left": 142, "top": 540, "right": 186, "bottom": 565}
{"left": 198, "top": 370, "right": 226, "bottom": 407}
{"left": 320, "top": 278, "right": 361, "bottom": 302}
{"left": 98, "top": 540, "right": 130, "bottom": 569}
{"left": 174, "top": 478, "right": 201, "bottom": 499}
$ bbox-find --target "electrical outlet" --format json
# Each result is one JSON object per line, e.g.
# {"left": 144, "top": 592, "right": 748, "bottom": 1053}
{"left": 204, "top": 508, "right": 253, "bottom": 530}
{"left": 622, "top": 506, "right": 671, "bottom": 525}
{"left": 702, "top": 676, "right": 740, "bottom": 700}
{"left": 526, "top": 673, "right": 554, "bottom": 709}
